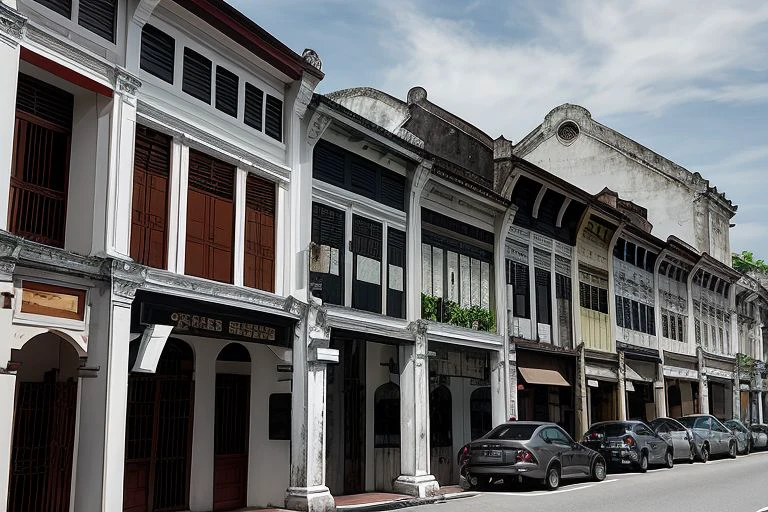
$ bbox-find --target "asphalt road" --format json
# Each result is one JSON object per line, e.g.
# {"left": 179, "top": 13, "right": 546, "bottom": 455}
{"left": 425, "top": 451, "right": 768, "bottom": 512}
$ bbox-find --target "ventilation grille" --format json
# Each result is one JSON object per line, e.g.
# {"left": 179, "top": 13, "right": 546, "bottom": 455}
{"left": 78, "top": 0, "right": 117, "bottom": 42}
{"left": 182, "top": 48, "right": 212, "bottom": 104}
{"left": 215, "top": 66, "right": 239, "bottom": 117}
{"left": 16, "top": 74, "right": 74, "bottom": 129}
{"left": 188, "top": 150, "right": 234, "bottom": 199}
{"left": 140, "top": 24, "right": 175, "bottom": 84}
{"left": 243, "top": 83, "right": 263, "bottom": 131}
{"left": 32, "top": 0, "right": 71, "bottom": 19}
{"left": 264, "top": 95, "right": 282, "bottom": 141}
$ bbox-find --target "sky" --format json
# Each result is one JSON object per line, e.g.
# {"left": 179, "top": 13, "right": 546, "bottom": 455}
{"left": 232, "top": 0, "right": 768, "bottom": 258}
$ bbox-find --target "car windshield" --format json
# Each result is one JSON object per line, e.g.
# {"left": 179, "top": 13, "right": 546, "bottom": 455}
{"left": 677, "top": 417, "right": 696, "bottom": 428}
{"left": 486, "top": 424, "right": 538, "bottom": 440}
{"left": 648, "top": 418, "right": 665, "bottom": 429}
{"left": 586, "top": 423, "right": 632, "bottom": 438}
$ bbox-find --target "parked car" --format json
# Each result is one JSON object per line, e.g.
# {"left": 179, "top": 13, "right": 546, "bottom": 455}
{"left": 677, "top": 414, "right": 737, "bottom": 462}
{"left": 648, "top": 417, "right": 697, "bottom": 462}
{"left": 723, "top": 419, "right": 752, "bottom": 455}
{"left": 457, "top": 421, "right": 606, "bottom": 490}
{"left": 748, "top": 424, "right": 768, "bottom": 450}
{"left": 582, "top": 421, "right": 673, "bottom": 472}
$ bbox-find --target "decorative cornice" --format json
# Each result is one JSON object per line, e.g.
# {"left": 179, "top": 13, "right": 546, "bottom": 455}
{"left": 0, "top": 3, "right": 27, "bottom": 41}
{"left": 295, "top": 72, "right": 321, "bottom": 120}
{"left": 408, "top": 319, "right": 429, "bottom": 338}
{"left": 284, "top": 295, "right": 308, "bottom": 318}
{"left": 132, "top": 0, "right": 161, "bottom": 25}
{"left": 25, "top": 25, "right": 113, "bottom": 81}
{"left": 137, "top": 100, "right": 291, "bottom": 181}
{"left": 0, "top": 231, "right": 106, "bottom": 279}
{"left": 114, "top": 67, "right": 141, "bottom": 97}
{"left": 108, "top": 259, "right": 146, "bottom": 301}
{"left": 306, "top": 110, "right": 332, "bottom": 146}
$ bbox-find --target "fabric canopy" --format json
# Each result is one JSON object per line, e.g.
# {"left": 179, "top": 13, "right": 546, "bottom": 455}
{"left": 518, "top": 367, "right": 570, "bottom": 387}
{"left": 625, "top": 361, "right": 655, "bottom": 382}
{"left": 585, "top": 363, "right": 618, "bottom": 382}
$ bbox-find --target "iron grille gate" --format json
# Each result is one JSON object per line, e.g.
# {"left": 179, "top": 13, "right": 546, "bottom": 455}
{"left": 213, "top": 374, "right": 250, "bottom": 511}
{"left": 8, "top": 379, "right": 78, "bottom": 512}
{"left": 124, "top": 373, "right": 194, "bottom": 512}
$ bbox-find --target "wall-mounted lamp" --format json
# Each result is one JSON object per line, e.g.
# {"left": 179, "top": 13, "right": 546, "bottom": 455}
{"left": 0, "top": 360, "right": 22, "bottom": 375}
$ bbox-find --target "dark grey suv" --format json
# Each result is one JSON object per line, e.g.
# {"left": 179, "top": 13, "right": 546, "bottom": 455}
{"left": 582, "top": 421, "right": 674, "bottom": 472}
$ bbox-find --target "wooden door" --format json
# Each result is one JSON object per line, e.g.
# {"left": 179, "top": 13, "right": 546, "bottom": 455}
{"left": 343, "top": 340, "right": 366, "bottom": 494}
{"left": 213, "top": 374, "right": 250, "bottom": 511}
{"left": 131, "top": 126, "right": 171, "bottom": 268}
{"left": 244, "top": 174, "right": 275, "bottom": 292}
{"left": 8, "top": 379, "right": 78, "bottom": 512}
{"left": 429, "top": 386, "right": 454, "bottom": 486}
{"left": 185, "top": 150, "right": 234, "bottom": 283}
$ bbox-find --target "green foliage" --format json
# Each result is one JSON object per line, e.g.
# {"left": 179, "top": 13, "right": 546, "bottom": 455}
{"left": 421, "top": 294, "right": 495, "bottom": 332}
{"left": 737, "top": 353, "right": 756, "bottom": 377}
{"left": 733, "top": 251, "right": 768, "bottom": 273}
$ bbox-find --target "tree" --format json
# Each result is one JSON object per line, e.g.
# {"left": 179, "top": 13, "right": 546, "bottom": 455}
{"left": 732, "top": 250, "right": 768, "bottom": 273}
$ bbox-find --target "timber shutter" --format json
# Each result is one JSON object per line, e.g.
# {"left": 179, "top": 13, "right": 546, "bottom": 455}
{"left": 556, "top": 274, "right": 572, "bottom": 346}
{"left": 506, "top": 260, "right": 530, "bottom": 319}
{"left": 313, "top": 140, "right": 406, "bottom": 211}
{"left": 215, "top": 65, "right": 239, "bottom": 118}
{"left": 131, "top": 125, "right": 171, "bottom": 269}
{"left": 185, "top": 150, "right": 234, "bottom": 283}
{"left": 182, "top": 48, "right": 212, "bottom": 104}
{"left": 243, "top": 83, "right": 264, "bottom": 131}
{"left": 140, "top": 24, "right": 175, "bottom": 84}
{"left": 352, "top": 215, "right": 383, "bottom": 313}
{"left": 535, "top": 268, "right": 551, "bottom": 325}
{"left": 264, "top": 95, "right": 282, "bottom": 141}
{"left": 310, "top": 202, "right": 345, "bottom": 306}
{"left": 387, "top": 228, "right": 406, "bottom": 318}
{"left": 32, "top": 0, "right": 71, "bottom": 19}
{"left": 244, "top": 174, "right": 276, "bottom": 292}
{"left": 10, "top": 74, "right": 73, "bottom": 248}
{"left": 78, "top": 0, "right": 117, "bottom": 42}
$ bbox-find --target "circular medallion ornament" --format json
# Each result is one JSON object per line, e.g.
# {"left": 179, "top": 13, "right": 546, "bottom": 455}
{"left": 557, "top": 121, "right": 579, "bottom": 144}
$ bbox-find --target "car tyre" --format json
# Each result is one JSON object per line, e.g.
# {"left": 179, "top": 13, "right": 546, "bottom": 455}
{"left": 664, "top": 450, "right": 674, "bottom": 469}
{"left": 592, "top": 457, "right": 607, "bottom": 482}
{"left": 699, "top": 444, "right": 710, "bottom": 463}
{"left": 545, "top": 464, "right": 561, "bottom": 491}
{"left": 467, "top": 474, "right": 492, "bottom": 490}
{"left": 688, "top": 444, "right": 696, "bottom": 464}
{"left": 637, "top": 452, "right": 648, "bottom": 473}
{"left": 728, "top": 442, "right": 737, "bottom": 459}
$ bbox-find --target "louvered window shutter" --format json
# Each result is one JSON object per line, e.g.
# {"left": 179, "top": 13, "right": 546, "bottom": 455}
{"left": 78, "top": 0, "right": 117, "bottom": 42}
{"left": 185, "top": 150, "right": 234, "bottom": 283}
{"left": 313, "top": 140, "right": 346, "bottom": 187}
{"left": 215, "top": 66, "right": 239, "bottom": 118}
{"left": 32, "top": 0, "right": 71, "bottom": 19}
{"left": 131, "top": 125, "right": 171, "bottom": 269}
{"left": 535, "top": 268, "right": 551, "bottom": 325}
{"left": 352, "top": 215, "right": 383, "bottom": 313}
{"left": 244, "top": 174, "right": 276, "bottom": 292}
{"left": 387, "top": 228, "right": 406, "bottom": 318}
{"left": 350, "top": 159, "right": 377, "bottom": 199}
{"left": 380, "top": 172, "right": 405, "bottom": 211}
{"left": 243, "top": 83, "right": 263, "bottom": 131}
{"left": 264, "top": 94, "right": 283, "bottom": 141}
{"left": 140, "top": 24, "right": 175, "bottom": 84}
{"left": 310, "top": 202, "right": 345, "bottom": 305}
{"left": 183, "top": 48, "right": 212, "bottom": 104}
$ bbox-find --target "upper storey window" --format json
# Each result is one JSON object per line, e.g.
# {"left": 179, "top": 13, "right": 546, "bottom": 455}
{"left": 139, "top": 24, "right": 284, "bottom": 143}
{"left": 32, "top": 0, "right": 118, "bottom": 42}
{"left": 613, "top": 238, "right": 657, "bottom": 272}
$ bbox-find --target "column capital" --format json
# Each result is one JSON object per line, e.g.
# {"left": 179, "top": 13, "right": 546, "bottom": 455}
{"left": 0, "top": 3, "right": 27, "bottom": 43}
{"left": 295, "top": 67, "right": 322, "bottom": 120}
{"left": 0, "top": 235, "right": 20, "bottom": 282}
{"left": 407, "top": 319, "right": 429, "bottom": 339}
{"left": 107, "top": 258, "right": 146, "bottom": 304}
{"left": 113, "top": 66, "right": 141, "bottom": 98}
{"left": 306, "top": 110, "right": 332, "bottom": 147}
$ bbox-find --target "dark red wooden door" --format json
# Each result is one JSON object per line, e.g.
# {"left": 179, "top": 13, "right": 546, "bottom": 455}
{"left": 213, "top": 374, "right": 250, "bottom": 511}
{"left": 244, "top": 174, "right": 275, "bottom": 292}
{"left": 185, "top": 150, "right": 234, "bottom": 283}
{"left": 131, "top": 126, "right": 171, "bottom": 269}
{"left": 8, "top": 379, "right": 78, "bottom": 512}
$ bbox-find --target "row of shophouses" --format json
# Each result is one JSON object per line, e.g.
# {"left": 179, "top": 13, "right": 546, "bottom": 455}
{"left": 0, "top": 1, "right": 767, "bottom": 511}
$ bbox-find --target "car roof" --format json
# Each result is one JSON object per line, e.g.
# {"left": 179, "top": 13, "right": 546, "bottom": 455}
{"left": 498, "top": 421, "right": 554, "bottom": 427}
{"left": 589, "top": 420, "right": 641, "bottom": 426}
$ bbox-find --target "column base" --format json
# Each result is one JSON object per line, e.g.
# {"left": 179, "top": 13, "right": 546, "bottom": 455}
{"left": 285, "top": 485, "right": 335, "bottom": 512}
{"left": 393, "top": 474, "right": 439, "bottom": 498}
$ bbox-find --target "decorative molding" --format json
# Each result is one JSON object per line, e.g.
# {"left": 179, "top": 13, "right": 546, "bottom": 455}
{"left": 133, "top": 0, "right": 162, "bottom": 25}
{"left": 0, "top": 232, "right": 105, "bottom": 279}
{"left": 295, "top": 72, "right": 321, "bottom": 119}
{"left": 301, "top": 48, "right": 322, "bottom": 71}
{"left": 109, "top": 259, "right": 146, "bottom": 301}
{"left": 0, "top": 3, "right": 27, "bottom": 41}
{"left": 137, "top": 100, "right": 291, "bottom": 181}
{"left": 284, "top": 296, "right": 308, "bottom": 318}
{"left": 25, "top": 25, "right": 113, "bottom": 81}
{"left": 408, "top": 319, "right": 429, "bottom": 338}
{"left": 306, "top": 110, "right": 332, "bottom": 146}
{"left": 114, "top": 67, "right": 141, "bottom": 97}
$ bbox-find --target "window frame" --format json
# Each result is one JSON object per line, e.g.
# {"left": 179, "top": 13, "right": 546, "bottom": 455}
{"left": 27, "top": 0, "right": 122, "bottom": 46}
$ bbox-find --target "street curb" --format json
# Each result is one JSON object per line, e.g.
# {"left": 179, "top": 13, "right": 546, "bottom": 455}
{"left": 335, "top": 491, "right": 479, "bottom": 512}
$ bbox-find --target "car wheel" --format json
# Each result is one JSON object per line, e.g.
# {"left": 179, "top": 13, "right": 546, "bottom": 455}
{"left": 746, "top": 441, "right": 751, "bottom": 455}
{"left": 592, "top": 457, "right": 606, "bottom": 482}
{"left": 699, "top": 444, "right": 710, "bottom": 463}
{"left": 467, "top": 474, "right": 492, "bottom": 490}
{"left": 688, "top": 444, "right": 696, "bottom": 464}
{"left": 637, "top": 452, "right": 648, "bottom": 473}
{"left": 664, "top": 450, "right": 674, "bottom": 469}
{"left": 545, "top": 464, "right": 561, "bottom": 491}
{"left": 728, "top": 442, "right": 737, "bottom": 459}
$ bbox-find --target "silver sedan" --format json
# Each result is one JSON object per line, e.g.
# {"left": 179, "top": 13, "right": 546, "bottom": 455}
{"left": 677, "top": 415, "right": 737, "bottom": 462}
{"left": 648, "top": 417, "right": 696, "bottom": 462}
{"left": 723, "top": 419, "right": 752, "bottom": 455}
{"left": 749, "top": 424, "right": 768, "bottom": 450}
{"left": 458, "top": 421, "right": 606, "bottom": 491}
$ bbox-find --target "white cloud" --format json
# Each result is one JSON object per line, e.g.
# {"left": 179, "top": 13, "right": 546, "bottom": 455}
{"left": 378, "top": 0, "right": 768, "bottom": 139}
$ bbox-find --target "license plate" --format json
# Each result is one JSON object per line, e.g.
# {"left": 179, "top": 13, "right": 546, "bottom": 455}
{"left": 621, "top": 460, "right": 630, "bottom": 464}
{"left": 611, "top": 450, "right": 619, "bottom": 455}
{"left": 484, "top": 450, "right": 502, "bottom": 457}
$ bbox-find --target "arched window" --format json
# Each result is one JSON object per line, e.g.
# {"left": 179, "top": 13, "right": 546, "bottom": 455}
{"left": 430, "top": 386, "right": 452, "bottom": 448}
{"left": 374, "top": 382, "right": 400, "bottom": 448}
{"left": 470, "top": 387, "right": 492, "bottom": 440}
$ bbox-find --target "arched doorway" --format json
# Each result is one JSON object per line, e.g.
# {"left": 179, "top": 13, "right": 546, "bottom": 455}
{"left": 373, "top": 382, "right": 400, "bottom": 491}
{"left": 213, "top": 343, "right": 251, "bottom": 511}
{"left": 124, "top": 338, "right": 194, "bottom": 512}
{"left": 470, "top": 387, "right": 492, "bottom": 440}
{"left": 8, "top": 332, "right": 80, "bottom": 512}
{"left": 429, "top": 385, "right": 453, "bottom": 486}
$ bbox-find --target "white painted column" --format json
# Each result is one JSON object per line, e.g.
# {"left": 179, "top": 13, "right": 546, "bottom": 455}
{"left": 405, "top": 162, "right": 432, "bottom": 322}
{"left": 394, "top": 321, "right": 438, "bottom": 497}
{"left": 655, "top": 362, "right": 668, "bottom": 418}
{"left": 0, "top": 6, "right": 23, "bottom": 232}
{"left": 0, "top": 261, "right": 15, "bottom": 510}
{"left": 618, "top": 351, "right": 627, "bottom": 421}
{"left": 104, "top": 70, "right": 141, "bottom": 258}
{"left": 233, "top": 168, "right": 247, "bottom": 287}
{"left": 758, "top": 391, "right": 764, "bottom": 424}
{"left": 493, "top": 205, "right": 515, "bottom": 422}
{"left": 286, "top": 301, "right": 336, "bottom": 512}
{"left": 73, "top": 274, "right": 136, "bottom": 512}
{"left": 189, "top": 342, "right": 217, "bottom": 511}
{"left": 697, "top": 347, "right": 709, "bottom": 414}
